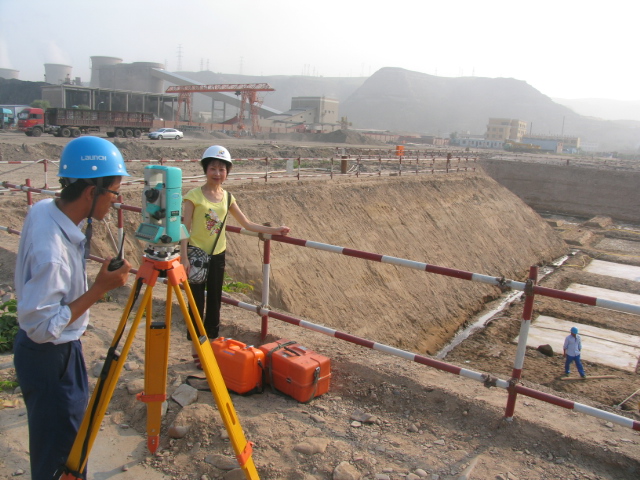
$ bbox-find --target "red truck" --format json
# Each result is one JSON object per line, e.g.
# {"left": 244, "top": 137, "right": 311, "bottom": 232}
{"left": 18, "top": 107, "right": 154, "bottom": 138}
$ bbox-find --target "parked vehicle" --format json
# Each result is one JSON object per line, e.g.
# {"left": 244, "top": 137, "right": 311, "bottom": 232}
{"left": 1, "top": 108, "right": 13, "bottom": 129}
{"left": 148, "top": 128, "right": 183, "bottom": 140}
{"left": 17, "top": 107, "right": 154, "bottom": 138}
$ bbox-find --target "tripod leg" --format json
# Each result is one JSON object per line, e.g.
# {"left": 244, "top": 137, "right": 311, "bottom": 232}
{"left": 61, "top": 282, "right": 155, "bottom": 479}
{"left": 138, "top": 283, "right": 172, "bottom": 453}
{"left": 176, "top": 281, "right": 260, "bottom": 480}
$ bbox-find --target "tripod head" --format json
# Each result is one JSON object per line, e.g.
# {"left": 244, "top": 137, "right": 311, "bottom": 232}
{"left": 135, "top": 165, "right": 189, "bottom": 259}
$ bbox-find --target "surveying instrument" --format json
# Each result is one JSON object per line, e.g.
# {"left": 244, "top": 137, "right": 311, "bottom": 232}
{"left": 58, "top": 165, "right": 260, "bottom": 480}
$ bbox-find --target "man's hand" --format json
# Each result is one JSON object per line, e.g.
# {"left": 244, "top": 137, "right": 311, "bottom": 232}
{"left": 94, "top": 257, "right": 132, "bottom": 294}
{"left": 68, "top": 258, "right": 133, "bottom": 324}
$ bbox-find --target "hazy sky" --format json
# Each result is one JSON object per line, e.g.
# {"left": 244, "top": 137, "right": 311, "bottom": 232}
{"left": 0, "top": 0, "right": 637, "bottom": 101}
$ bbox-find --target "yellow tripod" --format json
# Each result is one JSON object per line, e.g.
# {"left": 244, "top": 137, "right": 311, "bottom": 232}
{"left": 58, "top": 250, "right": 259, "bottom": 480}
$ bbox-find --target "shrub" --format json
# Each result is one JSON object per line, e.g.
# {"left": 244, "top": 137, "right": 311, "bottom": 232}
{"left": 0, "top": 299, "right": 18, "bottom": 353}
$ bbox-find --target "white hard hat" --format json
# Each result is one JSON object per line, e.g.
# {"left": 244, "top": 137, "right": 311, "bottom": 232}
{"left": 201, "top": 145, "right": 232, "bottom": 165}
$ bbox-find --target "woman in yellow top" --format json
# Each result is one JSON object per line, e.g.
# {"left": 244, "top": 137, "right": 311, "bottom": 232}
{"left": 180, "top": 146, "right": 290, "bottom": 364}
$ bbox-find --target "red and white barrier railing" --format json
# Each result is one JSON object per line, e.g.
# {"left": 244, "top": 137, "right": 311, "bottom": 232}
{"left": 2, "top": 181, "right": 639, "bottom": 431}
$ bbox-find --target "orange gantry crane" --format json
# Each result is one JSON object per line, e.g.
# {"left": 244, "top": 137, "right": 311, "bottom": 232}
{"left": 166, "top": 83, "right": 275, "bottom": 134}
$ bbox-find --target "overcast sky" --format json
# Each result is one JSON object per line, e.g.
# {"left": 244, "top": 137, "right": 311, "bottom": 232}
{"left": 0, "top": 0, "right": 636, "bottom": 101}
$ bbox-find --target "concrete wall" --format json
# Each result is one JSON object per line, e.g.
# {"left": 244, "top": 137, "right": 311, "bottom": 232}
{"left": 479, "top": 158, "right": 640, "bottom": 223}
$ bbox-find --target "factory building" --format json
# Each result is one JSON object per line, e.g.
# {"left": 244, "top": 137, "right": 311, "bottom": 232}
{"left": 266, "top": 96, "right": 340, "bottom": 133}
{"left": 38, "top": 57, "right": 177, "bottom": 119}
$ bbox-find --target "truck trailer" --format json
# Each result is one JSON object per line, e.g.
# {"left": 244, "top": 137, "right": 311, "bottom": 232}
{"left": 18, "top": 107, "right": 154, "bottom": 138}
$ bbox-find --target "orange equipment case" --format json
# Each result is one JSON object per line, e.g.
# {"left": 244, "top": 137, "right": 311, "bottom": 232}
{"left": 258, "top": 339, "right": 331, "bottom": 403}
{"left": 211, "top": 337, "right": 265, "bottom": 394}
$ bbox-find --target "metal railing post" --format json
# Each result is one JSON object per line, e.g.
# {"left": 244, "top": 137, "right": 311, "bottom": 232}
{"left": 505, "top": 265, "right": 538, "bottom": 420}
{"left": 26, "top": 178, "right": 33, "bottom": 209}
{"left": 260, "top": 238, "right": 271, "bottom": 341}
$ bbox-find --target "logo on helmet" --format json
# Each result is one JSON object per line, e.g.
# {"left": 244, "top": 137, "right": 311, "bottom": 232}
{"left": 80, "top": 155, "right": 108, "bottom": 161}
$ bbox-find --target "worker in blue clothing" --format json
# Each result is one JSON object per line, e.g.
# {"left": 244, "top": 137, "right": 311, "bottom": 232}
{"left": 13, "top": 136, "right": 132, "bottom": 480}
{"left": 563, "top": 326, "right": 586, "bottom": 378}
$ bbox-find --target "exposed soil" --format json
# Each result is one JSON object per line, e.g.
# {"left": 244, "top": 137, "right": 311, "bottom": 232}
{"left": 0, "top": 132, "right": 639, "bottom": 480}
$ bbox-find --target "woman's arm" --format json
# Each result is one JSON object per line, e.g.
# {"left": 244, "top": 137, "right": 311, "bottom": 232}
{"left": 229, "top": 202, "right": 290, "bottom": 236}
{"left": 180, "top": 200, "right": 195, "bottom": 271}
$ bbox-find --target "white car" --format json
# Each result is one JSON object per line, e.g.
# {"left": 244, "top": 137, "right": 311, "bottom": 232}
{"left": 148, "top": 128, "right": 183, "bottom": 140}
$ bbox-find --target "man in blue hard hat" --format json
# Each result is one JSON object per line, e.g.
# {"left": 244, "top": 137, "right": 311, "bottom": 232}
{"left": 563, "top": 326, "right": 586, "bottom": 379}
{"left": 13, "top": 136, "right": 132, "bottom": 480}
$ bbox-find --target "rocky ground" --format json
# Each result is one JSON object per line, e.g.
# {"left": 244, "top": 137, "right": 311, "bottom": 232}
{"left": 0, "top": 131, "right": 639, "bottom": 480}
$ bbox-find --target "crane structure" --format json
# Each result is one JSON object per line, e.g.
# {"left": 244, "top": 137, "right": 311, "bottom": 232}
{"left": 166, "top": 83, "right": 275, "bottom": 134}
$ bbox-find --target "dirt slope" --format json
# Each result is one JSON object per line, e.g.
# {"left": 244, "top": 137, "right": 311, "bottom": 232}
{"left": 222, "top": 174, "right": 566, "bottom": 354}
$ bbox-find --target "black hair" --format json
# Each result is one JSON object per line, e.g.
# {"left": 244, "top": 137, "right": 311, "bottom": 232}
{"left": 59, "top": 176, "right": 120, "bottom": 202}
{"left": 201, "top": 157, "right": 231, "bottom": 175}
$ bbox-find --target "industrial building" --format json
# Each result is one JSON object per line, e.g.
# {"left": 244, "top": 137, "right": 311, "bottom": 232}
{"left": 485, "top": 118, "right": 528, "bottom": 142}
{"left": 37, "top": 58, "right": 178, "bottom": 120}
{"left": 2, "top": 55, "right": 353, "bottom": 134}
{"left": 457, "top": 135, "right": 504, "bottom": 149}
{"left": 521, "top": 135, "right": 581, "bottom": 154}
{"left": 266, "top": 96, "right": 340, "bottom": 133}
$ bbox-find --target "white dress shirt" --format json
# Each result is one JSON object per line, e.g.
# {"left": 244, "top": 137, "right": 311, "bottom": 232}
{"left": 15, "top": 198, "right": 89, "bottom": 344}
{"left": 563, "top": 334, "right": 582, "bottom": 357}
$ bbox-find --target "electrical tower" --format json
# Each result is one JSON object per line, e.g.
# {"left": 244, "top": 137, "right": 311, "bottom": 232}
{"left": 165, "top": 83, "right": 275, "bottom": 134}
{"left": 176, "top": 45, "right": 183, "bottom": 71}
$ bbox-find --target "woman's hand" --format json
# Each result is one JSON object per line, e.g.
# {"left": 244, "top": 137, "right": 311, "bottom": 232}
{"left": 274, "top": 225, "right": 291, "bottom": 236}
{"left": 180, "top": 254, "right": 191, "bottom": 276}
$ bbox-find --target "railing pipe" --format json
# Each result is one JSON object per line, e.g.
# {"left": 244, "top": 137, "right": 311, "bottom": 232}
{"left": 225, "top": 226, "right": 640, "bottom": 317}
{"left": 219, "top": 294, "right": 640, "bottom": 432}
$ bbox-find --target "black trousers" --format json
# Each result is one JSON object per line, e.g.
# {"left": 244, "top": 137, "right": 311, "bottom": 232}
{"left": 187, "top": 251, "right": 225, "bottom": 340}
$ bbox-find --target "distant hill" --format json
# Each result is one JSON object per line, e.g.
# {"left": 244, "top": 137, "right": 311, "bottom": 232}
{"left": 339, "top": 67, "right": 640, "bottom": 151}
{"left": 553, "top": 97, "right": 640, "bottom": 122}
{"left": 340, "top": 67, "right": 573, "bottom": 134}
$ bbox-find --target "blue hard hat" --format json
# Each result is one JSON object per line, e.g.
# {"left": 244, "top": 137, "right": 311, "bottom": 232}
{"left": 58, "top": 137, "right": 129, "bottom": 179}
{"left": 570, "top": 327, "right": 578, "bottom": 334}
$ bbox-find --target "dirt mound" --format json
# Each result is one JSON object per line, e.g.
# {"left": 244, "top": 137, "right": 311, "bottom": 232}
{"left": 263, "top": 130, "right": 385, "bottom": 146}
{"left": 318, "top": 130, "right": 382, "bottom": 145}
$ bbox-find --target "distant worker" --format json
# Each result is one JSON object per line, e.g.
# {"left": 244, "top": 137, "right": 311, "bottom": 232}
{"left": 563, "top": 326, "right": 586, "bottom": 378}
{"left": 13, "top": 136, "right": 132, "bottom": 480}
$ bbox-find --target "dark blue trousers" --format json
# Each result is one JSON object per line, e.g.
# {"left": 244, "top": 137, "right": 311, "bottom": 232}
{"left": 565, "top": 354, "right": 586, "bottom": 377}
{"left": 13, "top": 329, "right": 89, "bottom": 480}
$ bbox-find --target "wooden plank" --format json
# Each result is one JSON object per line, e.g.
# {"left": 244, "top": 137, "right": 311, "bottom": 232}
{"left": 560, "top": 375, "right": 618, "bottom": 381}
